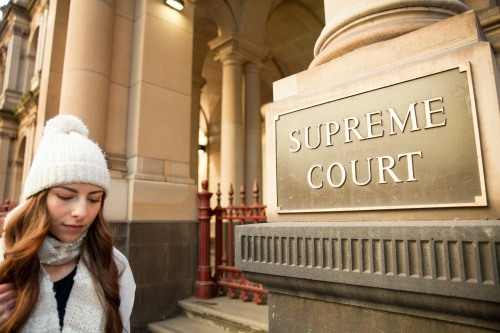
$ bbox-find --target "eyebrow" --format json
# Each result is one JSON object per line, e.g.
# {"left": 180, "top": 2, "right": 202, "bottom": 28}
{"left": 54, "top": 185, "right": 104, "bottom": 195}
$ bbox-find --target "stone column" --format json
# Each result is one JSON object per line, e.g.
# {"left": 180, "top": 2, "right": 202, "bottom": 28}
{"left": 244, "top": 61, "right": 262, "bottom": 199}
{"left": 209, "top": 34, "right": 245, "bottom": 202}
{"left": 0, "top": 24, "right": 27, "bottom": 110}
{"left": 220, "top": 53, "right": 244, "bottom": 202}
{"left": 20, "top": 116, "right": 36, "bottom": 187}
{"left": 31, "top": 0, "right": 49, "bottom": 91}
{"left": 0, "top": 115, "right": 17, "bottom": 202}
{"left": 190, "top": 75, "right": 206, "bottom": 186}
{"left": 209, "top": 34, "right": 269, "bottom": 203}
{"left": 33, "top": 0, "right": 71, "bottom": 147}
{"left": 59, "top": 0, "right": 115, "bottom": 147}
{"left": 312, "top": 0, "right": 468, "bottom": 67}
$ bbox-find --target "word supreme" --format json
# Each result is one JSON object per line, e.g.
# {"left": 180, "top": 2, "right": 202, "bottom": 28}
{"left": 288, "top": 97, "right": 446, "bottom": 189}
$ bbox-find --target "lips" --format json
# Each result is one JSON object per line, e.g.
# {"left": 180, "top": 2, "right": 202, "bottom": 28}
{"left": 63, "top": 224, "right": 85, "bottom": 232}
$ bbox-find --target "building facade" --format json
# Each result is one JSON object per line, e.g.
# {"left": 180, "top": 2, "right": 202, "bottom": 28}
{"left": 0, "top": 0, "right": 499, "bottom": 332}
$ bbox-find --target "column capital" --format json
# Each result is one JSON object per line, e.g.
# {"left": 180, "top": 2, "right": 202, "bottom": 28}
{"left": 208, "top": 32, "right": 269, "bottom": 65}
{"left": 0, "top": 111, "right": 18, "bottom": 139}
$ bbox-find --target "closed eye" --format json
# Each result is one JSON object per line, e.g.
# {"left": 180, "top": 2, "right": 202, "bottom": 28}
{"left": 57, "top": 195, "right": 73, "bottom": 201}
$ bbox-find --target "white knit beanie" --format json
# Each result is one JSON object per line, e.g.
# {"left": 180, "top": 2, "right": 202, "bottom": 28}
{"left": 22, "top": 115, "right": 110, "bottom": 199}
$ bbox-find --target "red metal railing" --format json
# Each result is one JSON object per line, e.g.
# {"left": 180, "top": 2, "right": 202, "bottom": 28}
{"left": 195, "top": 180, "right": 268, "bottom": 304}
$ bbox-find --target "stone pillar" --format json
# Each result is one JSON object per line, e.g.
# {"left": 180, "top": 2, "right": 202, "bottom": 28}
{"left": 209, "top": 34, "right": 268, "bottom": 203}
{"left": 0, "top": 115, "right": 18, "bottom": 202}
{"left": 236, "top": 2, "right": 500, "bottom": 333}
{"left": 190, "top": 75, "right": 206, "bottom": 186}
{"left": 209, "top": 34, "right": 245, "bottom": 202}
{"left": 33, "top": 0, "right": 71, "bottom": 147}
{"left": 30, "top": 0, "right": 49, "bottom": 91}
{"left": 221, "top": 54, "right": 244, "bottom": 201}
{"left": 244, "top": 62, "right": 262, "bottom": 198}
{"left": 59, "top": 0, "right": 115, "bottom": 147}
{"left": 20, "top": 116, "right": 36, "bottom": 188}
{"left": 0, "top": 24, "right": 27, "bottom": 110}
{"left": 312, "top": 0, "right": 469, "bottom": 67}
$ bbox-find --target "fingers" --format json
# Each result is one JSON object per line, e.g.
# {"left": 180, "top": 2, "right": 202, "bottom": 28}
{"left": 0, "top": 283, "right": 16, "bottom": 326}
{"left": 0, "top": 284, "right": 16, "bottom": 304}
{"left": 0, "top": 284, "right": 14, "bottom": 294}
{"left": 0, "top": 307, "right": 13, "bottom": 326}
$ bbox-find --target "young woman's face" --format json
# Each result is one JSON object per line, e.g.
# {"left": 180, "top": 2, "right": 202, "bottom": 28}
{"left": 46, "top": 183, "right": 104, "bottom": 243}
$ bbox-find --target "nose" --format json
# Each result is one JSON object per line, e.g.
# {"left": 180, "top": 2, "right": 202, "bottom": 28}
{"left": 71, "top": 198, "right": 88, "bottom": 220}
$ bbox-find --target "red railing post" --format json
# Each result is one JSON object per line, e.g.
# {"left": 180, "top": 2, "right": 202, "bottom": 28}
{"left": 227, "top": 184, "right": 235, "bottom": 268}
{"left": 253, "top": 181, "right": 259, "bottom": 224}
{"left": 214, "top": 184, "right": 223, "bottom": 295}
{"left": 195, "top": 181, "right": 215, "bottom": 299}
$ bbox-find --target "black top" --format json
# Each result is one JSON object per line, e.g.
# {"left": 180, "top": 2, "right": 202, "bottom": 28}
{"left": 52, "top": 266, "right": 77, "bottom": 330}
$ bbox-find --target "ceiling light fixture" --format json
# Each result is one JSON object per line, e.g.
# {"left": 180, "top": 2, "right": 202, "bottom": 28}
{"left": 166, "top": 0, "right": 184, "bottom": 10}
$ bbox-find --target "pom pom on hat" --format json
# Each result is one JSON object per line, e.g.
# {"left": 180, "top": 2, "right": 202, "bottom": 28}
{"left": 22, "top": 115, "right": 110, "bottom": 199}
{"left": 44, "top": 114, "right": 89, "bottom": 137}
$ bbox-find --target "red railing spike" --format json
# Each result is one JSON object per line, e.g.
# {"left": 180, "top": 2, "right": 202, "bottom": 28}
{"left": 228, "top": 183, "right": 234, "bottom": 207}
{"left": 240, "top": 184, "right": 246, "bottom": 205}
{"left": 253, "top": 180, "right": 259, "bottom": 206}
{"left": 216, "top": 183, "right": 222, "bottom": 207}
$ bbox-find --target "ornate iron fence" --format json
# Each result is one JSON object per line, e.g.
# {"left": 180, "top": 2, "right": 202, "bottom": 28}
{"left": 195, "top": 180, "right": 268, "bottom": 304}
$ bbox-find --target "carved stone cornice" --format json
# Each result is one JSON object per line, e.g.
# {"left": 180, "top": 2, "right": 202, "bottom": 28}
{"left": 479, "top": 7, "right": 500, "bottom": 54}
{"left": 12, "top": 25, "right": 29, "bottom": 36}
{"left": 106, "top": 153, "right": 128, "bottom": 173}
{"left": 208, "top": 32, "right": 270, "bottom": 64}
{"left": 0, "top": 4, "right": 30, "bottom": 39}
{"left": 27, "top": 0, "right": 49, "bottom": 17}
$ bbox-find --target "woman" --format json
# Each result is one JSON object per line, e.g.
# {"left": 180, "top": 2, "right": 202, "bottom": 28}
{"left": 0, "top": 115, "right": 135, "bottom": 332}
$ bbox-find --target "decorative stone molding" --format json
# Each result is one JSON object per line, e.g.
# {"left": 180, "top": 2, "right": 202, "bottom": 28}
{"left": 478, "top": 7, "right": 500, "bottom": 54}
{"left": 12, "top": 25, "right": 28, "bottom": 36}
{"left": 105, "top": 153, "right": 128, "bottom": 179}
{"left": 125, "top": 156, "right": 195, "bottom": 185}
{"left": 15, "top": 88, "right": 38, "bottom": 122}
{"left": 208, "top": 32, "right": 269, "bottom": 65}
{"left": 236, "top": 221, "right": 500, "bottom": 307}
{"left": 0, "top": 110, "right": 18, "bottom": 139}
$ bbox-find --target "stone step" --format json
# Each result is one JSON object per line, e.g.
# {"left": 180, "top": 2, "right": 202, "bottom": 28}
{"left": 148, "top": 296, "right": 269, "bottom": 333}
{"left": 148, "top": 315, "right": 228, "bottom": 333}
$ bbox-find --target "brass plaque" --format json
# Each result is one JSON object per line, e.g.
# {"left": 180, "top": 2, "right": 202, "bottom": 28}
{"left": 275, "top": 63, "right": 486, "bottom": 213}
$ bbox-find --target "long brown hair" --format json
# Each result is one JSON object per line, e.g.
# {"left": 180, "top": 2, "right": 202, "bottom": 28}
{"left": 0, "top": 190, "right": 124, "bottom": 333}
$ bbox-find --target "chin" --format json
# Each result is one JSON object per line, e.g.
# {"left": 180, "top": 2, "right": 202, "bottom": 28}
{"left": 49, "top": 229, "right": 87, "bottom": 244}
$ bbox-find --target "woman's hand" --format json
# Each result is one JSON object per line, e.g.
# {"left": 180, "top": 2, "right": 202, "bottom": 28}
{"left": 0, "top": 283, "right": 16, "bottom": 325}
